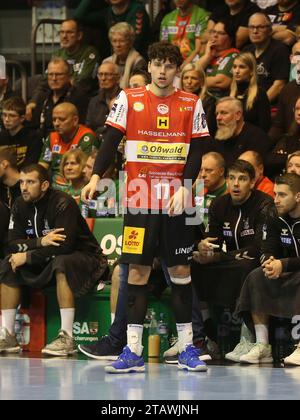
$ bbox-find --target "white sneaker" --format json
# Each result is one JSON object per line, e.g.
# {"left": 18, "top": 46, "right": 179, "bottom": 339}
{"left": 225, "top": 338, "right": 255, "bottom": 363}
{"left": 239, "top": 343, "right": 273, "bottom": 364}
{"left": 284, "top": 346, "right": 300, "bottom": 366}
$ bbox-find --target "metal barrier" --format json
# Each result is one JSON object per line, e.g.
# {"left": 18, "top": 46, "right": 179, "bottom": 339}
{"left": 31, "top": 18, "right": 63, "bottom": 77}
{"left": 6, "top": 60, "right": 28, "bottom": 102}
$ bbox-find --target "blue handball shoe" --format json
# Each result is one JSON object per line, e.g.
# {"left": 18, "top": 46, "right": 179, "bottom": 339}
{"left": 178, "top": 344, "right": 208, "bottom": 372}
{"left": 105, "top": 346, "right": 145, "bottom": 374}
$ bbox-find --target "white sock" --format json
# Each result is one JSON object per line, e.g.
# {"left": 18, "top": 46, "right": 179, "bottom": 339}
{"left": 254, "top": 324, "right": 269, "bottom": 344}
{"left": 60, "top": 308, "right": 75, "bottom": 337}
{"left": 0, "top": 313, "right": 2, "bottom": 327}
{"left": 2, "top": 309, "right": 17, "bottom": 335}
{"left": 177, "top": 322, "right": 193, "bottom": 352}
{"left": 201, "top": 309, "right": 210, "bottom": 323}
{"left": 111, "top": 313, "right": 115, "bottom": 324}
{"left": 127, "top": 324, "right": 143, "bottom": 356}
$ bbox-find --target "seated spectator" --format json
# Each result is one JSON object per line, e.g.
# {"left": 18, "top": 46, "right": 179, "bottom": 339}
{"left": 160, "top": 0, "right": 210, "bottom": 66}
{"left": 265, "top": 0, "right": 300, "bottom": 46}
{"left": 235, "top": 173, "right": 300, "bottom": 365}
{"left": 197, "top": 18, "right": 239, "bottom": 99}
{"left": 192, "top": 159, "right": 275, "bottom": 343}
{"left": 128, "top": 69, "right": 151, "bottom": 88}
{"left": 0, "top": 97, "right": 42, "bottom": 169}
{"left": 73, "top": 0, "right": 151, "bottom": 58}
{"left": 39, "top": 102, "right": 98, "bottom": 191}
{"left": 244, "top": 12, "right": 290, "bottom": 104}
{"left": 102, "top": 22, "right": 147, "bottom": 89}
{"left": 29, "top": 58, "right": 89, "bottom": 138}
{"left": 269, "top": 42, "right": 300, "bottom": 143}
{"left": 59, "top": 149, "right": 87, "bottom": 204}
{"left": 0, "top": 76, "right": 16, "bottom": 133}
{"left": 208, "top": 0, "right": 260, "bottom": 49}
{"left": 287, "top": 151, "right": 300, "bottom": 175}
{"left": 85, "top": 62, "right": 121, "bottom": 134}
{"left": 210, "top": 97, "right": 271, "bottom": 165}
{"left": 239, "top": 150, "right": 275, "bottom": 197}
{"left": 26, "top": 19, "right": 100, "bottom": 119}
{"left": 180, "top": 62, "right": 217, "bottom": 135}
{"left": 0, "top": 147, "right": 21, "bottom": 209}
{"left": 195, "top": 151, "right": 227, "bottom": 227}
{"left": 289, "top": 40, "right": 300, "bottom": 82}
{"left": 83, "top": 149, "right": 97, "bottom": 183}
{"left": 266, "top": 96, "right": 300, "bottom": 178}
{"left": 0, "top": 164, "right": 108, "bottom": 356}
{"left": 230, "top": 52, "right": 271, "bottom": 131}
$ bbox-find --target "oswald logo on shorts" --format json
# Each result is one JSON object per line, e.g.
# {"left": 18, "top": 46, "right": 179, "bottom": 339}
{"left": 157, "top": 116, "right": 169, "bottom": 129}
{"left": 122, "top": 227, "right": 145, "bottom": 254}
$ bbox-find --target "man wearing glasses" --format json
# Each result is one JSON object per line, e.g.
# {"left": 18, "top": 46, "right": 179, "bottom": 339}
{"left": 244, "top": 12, "right": 290, "bottom": 104}
{"left": 29, "top": 58, "right": 90, "bottom": 139}
{"left": 86, "top": 62, "right": 121, "bottom": 134}
{"left": 26, "top": 19, "right": 100, "bottom": 121}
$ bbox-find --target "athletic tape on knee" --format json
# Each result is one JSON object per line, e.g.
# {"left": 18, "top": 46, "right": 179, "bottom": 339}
{"left": 170, "top": 275, "right": 191, "bottom": 285}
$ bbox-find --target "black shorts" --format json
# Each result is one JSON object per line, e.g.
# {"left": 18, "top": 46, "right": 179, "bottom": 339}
{"left": 120, "top": 210, "right": 195, "bottom": 267}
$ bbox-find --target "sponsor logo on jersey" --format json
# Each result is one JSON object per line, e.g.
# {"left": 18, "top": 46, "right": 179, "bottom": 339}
{"left": 179, "top": 106, "right": 193, "bottom": 112}
{"left": 281, "top": 229, "right": 289, "bottom": 236}
{"left": 281, "top": 237, "right": 292, "bottom": 245}
{"left": 138, "top": 129, "right": 186, "bottom": 137}
{"left": 133, "top": 101, "right": 144, "bottom": 112}
{"left": 157, "top": 116, "right": 169, "bottom": 129}
{"left": 136, "top": 142, "right": 186, "bottom": 162}
{"left": 52, "top": 145, "right": 61, "bottom": 153}
{"left": 157, "top": 104, "right": 169, "bottom": 115}
{"left": 122, "top": 227, "right": 145, "bottom": 254}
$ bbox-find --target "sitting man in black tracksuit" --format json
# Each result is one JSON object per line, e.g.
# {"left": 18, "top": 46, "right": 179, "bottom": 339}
{"left": 235, "top": 173, "right": 300, "bottom": 366}
{"left": 0, "top": 164, "right": 107, "bottom": 356}
{"left": 192, "top": 159, "right": 276, "bottom": 354}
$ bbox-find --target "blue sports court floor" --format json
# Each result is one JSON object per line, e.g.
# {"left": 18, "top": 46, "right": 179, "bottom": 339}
{"left": 1, "top": 354, "right": 300, "bottom": 400}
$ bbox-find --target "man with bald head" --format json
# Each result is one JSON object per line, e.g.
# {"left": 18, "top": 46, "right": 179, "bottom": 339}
{"left": 86, "top": 62, "right": 121, "bottom": 133}
{"left": 39, "top": 102, "right": 97, "bottom": 190}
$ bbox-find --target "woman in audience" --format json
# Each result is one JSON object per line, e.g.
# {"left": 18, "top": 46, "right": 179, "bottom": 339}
{"left": 265, "top": 96, "right": 300, "bottom": 179}
{"left": 59, "top": 149, "right": 87, "bottom": 204}
{"left": 103, "top": 22, "right": 146, "bottom": 89}
{"left": 180, "top": 62, "right": 217, "bottom": 136}
{"left": 230, "top": 52, "right": 271, "bottom": 132}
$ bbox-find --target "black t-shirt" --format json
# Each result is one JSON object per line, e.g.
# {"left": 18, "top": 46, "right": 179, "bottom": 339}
{"left": 0, "top": 126, "right": 42, "bottom": 169}
{"left": 243, "top": 39, "right": 290, "bottom": 93}
{"left": 210, "top": 2, "right": 260, "bottom": 30}
{"left": 209, "top": 121, "right": 271, "bottom": 165}
{"left": 266, "top": 2, "right": 300, "bottom": 32}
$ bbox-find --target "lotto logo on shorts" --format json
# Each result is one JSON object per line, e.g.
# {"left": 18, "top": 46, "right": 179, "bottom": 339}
{"left": 157, "top": 116, "right": 169, "bottom": 129}
{"left": 122, "top": 227, "right": 145, "bottom": 254}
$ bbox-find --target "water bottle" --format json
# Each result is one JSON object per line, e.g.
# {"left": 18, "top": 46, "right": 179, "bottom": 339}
{"left": 158, "top": 313, "right": 169, "bottom": 359}
{"left": 148, "top": 310, "right": 160, "bottom": 359}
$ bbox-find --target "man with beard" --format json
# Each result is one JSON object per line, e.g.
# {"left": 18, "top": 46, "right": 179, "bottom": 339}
{"left": 235, "top": 173, "right": 300, "bottom": 365}
{"left": 0, "top": 164, "right": 108, "bottom": 355}
{"left": 210, "top": 96, "right": 271, "bottom": 166}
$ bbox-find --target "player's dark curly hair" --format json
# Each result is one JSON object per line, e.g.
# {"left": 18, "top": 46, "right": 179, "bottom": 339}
{"left": 148, "top": 41, "right": 183, "bottom": 68}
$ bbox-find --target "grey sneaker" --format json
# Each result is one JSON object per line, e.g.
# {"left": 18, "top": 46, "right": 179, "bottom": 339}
{"left": 42, "top": 330, "right": 77, "bottom": 356}
{"left": 0, "top": 327, "right": 21, "bottom": 353}
{"left": 225, "top": 338, "right": 255, "bottom": 363}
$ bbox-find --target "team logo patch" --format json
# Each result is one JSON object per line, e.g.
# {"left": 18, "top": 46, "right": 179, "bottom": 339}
{"left": 52, "top": 145, "right": 61, "bottom": 153}
{"left": 83, "top": 136, "right": 90, "bottom": 142}
{"left": 157, "top": 116, "right": 169, "bottom": 129}
{"left": 122, "top": 227, "right": 145, "bottom": 254}
{"left": 89, "top": 53, "right": 96, "bottom": 60}
{"left": 133, "top": 101, "right": 144, "bottom": 112}
{"left": 157, "top": 104, "right": 169, "bottom": 114}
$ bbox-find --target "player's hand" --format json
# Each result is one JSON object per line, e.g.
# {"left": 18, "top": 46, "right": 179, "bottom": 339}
{"left": 198, "top": 237, "right": 219, "bottom": 257}
{"left": 9, "top": 253, "right": 27, "bottom": 272}
{"left": 167, "top": 186, "right": 190, "bottom": 217}
{"left": 41, "top": 228, "right": 66, "bottom": 247}
{"left": 262, "top": 257, "right": 283, "bottom": 279}
{"left": 81, "top": 174, "right": 100, "bottom": 202}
